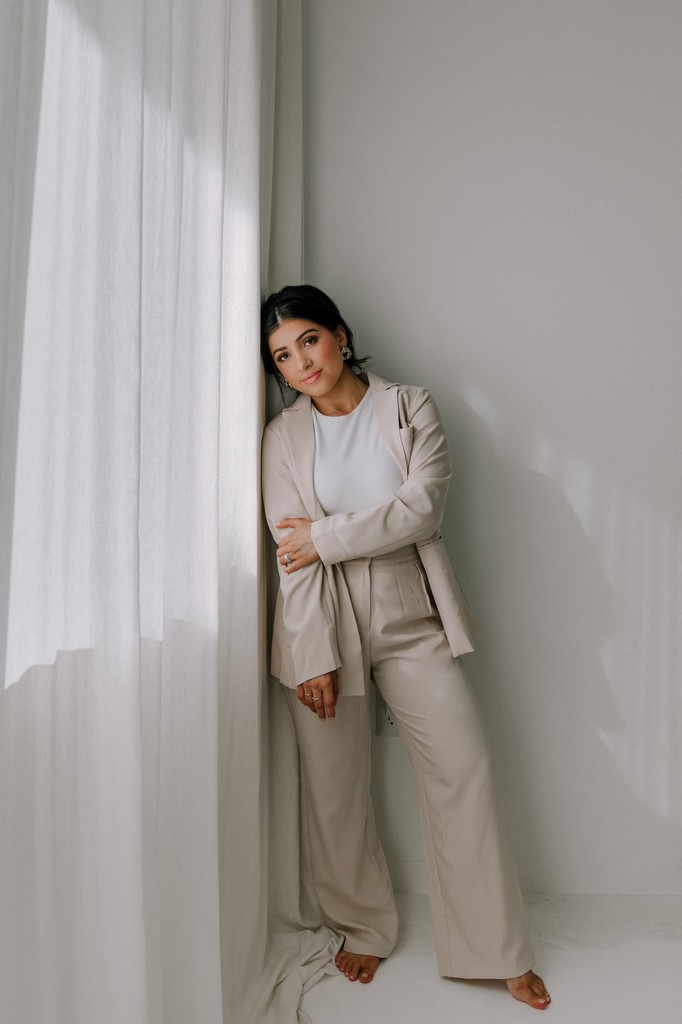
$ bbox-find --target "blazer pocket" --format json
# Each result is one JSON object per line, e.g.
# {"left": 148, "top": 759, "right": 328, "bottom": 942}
{"left": 413, "top": 559, "right": 436, "bottom": 615}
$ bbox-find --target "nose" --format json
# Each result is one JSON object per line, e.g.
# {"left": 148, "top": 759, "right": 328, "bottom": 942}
{"left": 296, "top": 347, "right": 312, "bottom": 369}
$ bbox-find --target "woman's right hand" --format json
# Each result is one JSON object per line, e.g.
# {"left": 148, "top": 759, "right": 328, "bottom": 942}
{"left": 297, "top": 671, "right": 339, "bottom": 720}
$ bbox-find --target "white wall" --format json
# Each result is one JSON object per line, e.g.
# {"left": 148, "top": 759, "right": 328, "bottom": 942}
{"left": 302, "top": 0, "right": 682, "bottom": 895}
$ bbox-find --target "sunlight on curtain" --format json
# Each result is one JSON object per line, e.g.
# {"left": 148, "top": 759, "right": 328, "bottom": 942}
{"left": 0, "top": 1, "right": 336, "bottom": 1022}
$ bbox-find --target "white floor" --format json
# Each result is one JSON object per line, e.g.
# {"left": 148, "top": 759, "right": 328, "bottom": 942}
{"left": 300, "top": 892, "right": 682, "bottom": 1024}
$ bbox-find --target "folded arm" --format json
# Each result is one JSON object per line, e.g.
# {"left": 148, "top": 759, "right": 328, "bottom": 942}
{"left": 310, "top": 388, "right": 452, "bottom": 565}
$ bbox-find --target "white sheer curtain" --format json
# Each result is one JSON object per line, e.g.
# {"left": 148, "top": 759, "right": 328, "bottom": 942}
{"left": 0, "top": 1, "right": 337, "bottom": 1022}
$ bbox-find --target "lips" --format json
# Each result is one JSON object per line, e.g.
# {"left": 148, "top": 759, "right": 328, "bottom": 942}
{"left": 302, "top": 369, "right": 322, "bottom": 385}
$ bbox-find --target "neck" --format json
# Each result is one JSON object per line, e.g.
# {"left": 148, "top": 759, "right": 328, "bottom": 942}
{"left": 311, "top": 367, "right": 368, "bottom": 416}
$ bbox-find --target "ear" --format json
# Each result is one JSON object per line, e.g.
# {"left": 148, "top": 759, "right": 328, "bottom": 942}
{"left": 335, "top": 326, "right": 347, "bottom": 347}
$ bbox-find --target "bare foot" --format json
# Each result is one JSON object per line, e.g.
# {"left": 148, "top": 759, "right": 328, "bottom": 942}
{"left": 335, "top": 950, "right": 382, "bottom": 983}
{"left": 507, "top": 970, "right": 551, "bottom": 1009}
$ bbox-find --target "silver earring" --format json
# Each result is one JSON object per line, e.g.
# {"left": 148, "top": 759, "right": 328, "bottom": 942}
{"left": 279, "top": 374, "right": 294, "bottom": 389}
{"left": 341, "top": 346, "right": 352, "bottom": 361}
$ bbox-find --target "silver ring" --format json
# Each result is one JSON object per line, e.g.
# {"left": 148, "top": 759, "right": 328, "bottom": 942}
{"left": 311, "top": 696, "right": 321, "bottom": 703}
{"left": 284, "top": 552, "right": 293, "bottom": 565}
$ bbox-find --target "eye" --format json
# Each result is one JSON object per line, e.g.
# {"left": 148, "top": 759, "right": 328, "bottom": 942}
{"left": 303, "top": 335, "right": 318, "bottom": 346}
{"left": 276, "top": 352, "right": 289, "bottom": 363}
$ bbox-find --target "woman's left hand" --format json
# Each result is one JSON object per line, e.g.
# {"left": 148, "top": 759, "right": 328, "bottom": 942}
{"left": 276, "top": 517, "right": 320, "bottom": 572}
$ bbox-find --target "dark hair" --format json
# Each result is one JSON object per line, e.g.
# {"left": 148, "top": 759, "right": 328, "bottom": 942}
{"left": 260, "top": 284, "right": 368, "bottom": 377}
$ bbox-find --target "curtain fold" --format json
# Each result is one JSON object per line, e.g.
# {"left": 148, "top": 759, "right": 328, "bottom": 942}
{"left": 0, "top": 1, "right": 335, "bottom": 1021}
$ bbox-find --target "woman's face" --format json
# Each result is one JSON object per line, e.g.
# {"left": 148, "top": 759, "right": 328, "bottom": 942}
{"left": 268, "top": 318, "right": 348, "bottom": 397}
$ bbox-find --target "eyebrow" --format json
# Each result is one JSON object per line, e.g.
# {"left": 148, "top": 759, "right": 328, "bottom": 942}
{"left": 272, "top": 328, "right": 317, "bottom": 356}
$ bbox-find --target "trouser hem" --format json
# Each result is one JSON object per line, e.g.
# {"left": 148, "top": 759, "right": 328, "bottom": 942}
{"left": 438, "top": 957, "right": 536, "bottom": 980}
{"left": 339, "top": 934, "right": 398, "bottom": 959}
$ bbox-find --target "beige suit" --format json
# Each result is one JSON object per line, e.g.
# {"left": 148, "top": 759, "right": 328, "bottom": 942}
{"left": 262, "top": 373, "right": 478, "bottom": 693}
{"left": 262, "top": 373, "right": 534, "bottom": 979}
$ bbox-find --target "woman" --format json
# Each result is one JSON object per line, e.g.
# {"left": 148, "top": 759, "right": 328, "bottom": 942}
{"left": 260, "top": 285, "right": 550, "bottom": 1010}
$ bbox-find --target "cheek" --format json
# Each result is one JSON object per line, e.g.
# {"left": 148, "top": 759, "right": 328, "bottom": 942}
{"left": 279, "top": 364, "right": 297, "bottom": 386}
{"left": 321, "top": 339, "right": 342, "bottom": 362}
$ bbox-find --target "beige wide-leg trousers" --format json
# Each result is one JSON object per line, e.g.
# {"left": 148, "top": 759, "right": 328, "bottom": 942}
{"left": 286, "top": 545, "right": 534, "bottom": 979}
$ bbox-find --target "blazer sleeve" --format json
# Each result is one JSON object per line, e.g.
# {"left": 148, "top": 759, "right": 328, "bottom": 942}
{"left": 262, "top": 421, "right": 341, "bottom": 684}
{"left": 310, "top": 387, "right": 452, "bottom": 565}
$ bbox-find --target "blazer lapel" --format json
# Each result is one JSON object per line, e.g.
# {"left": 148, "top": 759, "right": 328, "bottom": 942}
{"left": 281, "top": 395, "right": 326, "bottom": 519}
{"left": 368, "top": 372, "right": 409, "bottom": 481}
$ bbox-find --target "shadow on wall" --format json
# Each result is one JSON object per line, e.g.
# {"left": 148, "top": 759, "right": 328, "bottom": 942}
{"left": 440, "top": 385, "right": 681, "bottom": 893}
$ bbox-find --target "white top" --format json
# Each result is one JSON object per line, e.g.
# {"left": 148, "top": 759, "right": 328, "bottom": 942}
{"left": 312, "top": 389, "right": 403, "bottom": 515}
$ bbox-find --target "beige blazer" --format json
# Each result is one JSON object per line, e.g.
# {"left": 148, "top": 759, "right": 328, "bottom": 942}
{"left": 262, "top": 372, "right": 478, "bottom": 694}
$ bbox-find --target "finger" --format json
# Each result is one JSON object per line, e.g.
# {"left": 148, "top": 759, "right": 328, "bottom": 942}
{"left": 276, "top": 518, "right": 300, "bottom": 530}
{"left": 279, "top": 552, "right": 300, "bottom": 573}
{"left": 319, "top": 679, "right": 336, "bottom": 720}
{"left": 283, "top": 558, "right": 306, "bottom": 575}
{"left": 320, "top": 685, "right": 335, "bottom": 719}
{"left": 309, "top": 692, "right": 326, "bottom": 720}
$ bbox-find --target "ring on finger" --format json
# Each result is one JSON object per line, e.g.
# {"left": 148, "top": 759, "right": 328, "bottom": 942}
{"left": 311, "top": 696, "right": 321, "bottom": 703}
{"left": 283, "top": 552, "right": 293, "bottom": 565}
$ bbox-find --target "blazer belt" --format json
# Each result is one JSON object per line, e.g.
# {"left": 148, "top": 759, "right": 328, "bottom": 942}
{"left": 342, "top": 543, "right": 419, "bottom": 568}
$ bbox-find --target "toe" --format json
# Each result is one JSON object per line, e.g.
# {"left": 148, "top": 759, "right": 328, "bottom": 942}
{"left": 335, "top": 952, "right": 381, "bottom": 984}
{"left": 507, "top": 971, "right": 551, "bottom": 1010}
{"left": 358, "top": 956, "right": 380, "bottom": 983}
